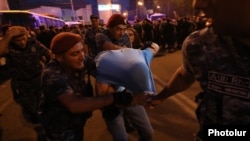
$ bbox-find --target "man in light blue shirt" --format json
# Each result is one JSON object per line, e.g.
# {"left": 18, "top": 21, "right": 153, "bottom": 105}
{"left": 94, "top": 14, "right": 159, "bottom": 141}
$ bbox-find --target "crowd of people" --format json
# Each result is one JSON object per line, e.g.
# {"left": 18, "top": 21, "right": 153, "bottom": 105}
{"left": 1, "top": 0, "right": 250, "bottom": 140}
{"left": 0, "top": 12, "right": 159, "bottom": 141}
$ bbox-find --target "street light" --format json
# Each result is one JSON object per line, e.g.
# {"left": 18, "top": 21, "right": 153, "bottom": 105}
{"left": 123, "top": 11, "right": 128, "bottom": 17}
{"left": 136, "top": 1, "right": 143, "bottom": 20}
{"left": 156, "top": 5, "right": 160, "bottom": 13}
{"left": 138, "top": 1, "right": 143, "bottom": 6}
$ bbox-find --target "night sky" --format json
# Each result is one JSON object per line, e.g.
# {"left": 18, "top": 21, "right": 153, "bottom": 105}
{"left": 7, "top": 0, "right": 130, "bottom": 17}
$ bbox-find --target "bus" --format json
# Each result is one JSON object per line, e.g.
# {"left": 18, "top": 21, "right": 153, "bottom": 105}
{"left": 0, "top": 10, "right": 65, "bottom": 30}
{"left": 148, "top": 13, "right": 166, "bottom": 21}
{"left": 65, "top": 21, "right": 82, "bottom": 26}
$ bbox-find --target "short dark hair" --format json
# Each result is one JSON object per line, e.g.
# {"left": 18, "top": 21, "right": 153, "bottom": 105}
{"left": 106, "top": 14, "right": 127, "bottom": 28}
{"left": 90, "top": 14, "right": 99, "bottom": 20}
{"left": 1, "top": 24, "right": 12, "bottom": 36}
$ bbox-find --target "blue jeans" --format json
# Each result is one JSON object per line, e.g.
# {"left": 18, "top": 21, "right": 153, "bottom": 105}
{"left": 104, "top": 105, "right": 153, "bottom": 141}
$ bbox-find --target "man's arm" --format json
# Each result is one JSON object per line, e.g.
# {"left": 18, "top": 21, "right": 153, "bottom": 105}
{"left": 0, "top": 26, "right": 27, "bottom": 56}
{"left": 152, "top": 65, "right": 195, "bottom": 103}
{"left": 44, "top": 75, "right": 135, "bottom": 113}
{"left": 95, "top": 81, "right": 115, "bottom": 96}
{"left": 102, "top": 41, "right": 122, "bottom": 50}
{"left": 83, "top": 44, "right": 90, "bottom": 55}
{"left": 0, "top": 34, "right": 12, "bottom": 56}
{"left": 95, "top": 32, "right": 123, "bottom": 51}
{"left": 58, "top": 92, "right": 114, "bottom": 113}
{"left": 95, "top": 81, "right": 151, "bottom": 107}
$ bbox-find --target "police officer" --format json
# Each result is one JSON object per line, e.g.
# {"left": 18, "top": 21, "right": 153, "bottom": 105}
{"left": 0, "top": 25, "right": 52, "bottom": 141}
{"left": 41, "top": 32, "right": 149, "bottom": 141}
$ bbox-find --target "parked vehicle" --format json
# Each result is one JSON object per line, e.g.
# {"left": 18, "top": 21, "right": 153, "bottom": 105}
{"left": 0, "top": 10, "right": 65, "bottom": 29}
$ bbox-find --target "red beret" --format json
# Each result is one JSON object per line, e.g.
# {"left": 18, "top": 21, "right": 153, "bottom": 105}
{"left": 50, "top": 32, "right": 82, "bottom": 54}
{"left": 106, "top": 14, "right": 127, "bottom": 28}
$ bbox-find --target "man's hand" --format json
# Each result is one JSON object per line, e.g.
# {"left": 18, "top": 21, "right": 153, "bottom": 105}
{"left": 149, "top": 42, "right": 160, "bottom": 55}
{"left": 148, "top": 95, "right": 164, "bottom": 108}
{"left": 113, "top": 90, "right": 133, "bottom": 106}
{"left": 0, "top": 26, "right": 27, "bottom": 56}
{"left": 131, "top": 91, "right": 153, "bottom": 107}
{"left": 5, "top": 26, "right": 27, "bottom": 38}
{"left": 144, "top": 41, "right": 160, "bottom": 55}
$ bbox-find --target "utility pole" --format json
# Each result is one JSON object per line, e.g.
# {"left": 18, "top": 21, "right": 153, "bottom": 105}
{"left": 70, "top": 0, "right": 77, "bottom": 21}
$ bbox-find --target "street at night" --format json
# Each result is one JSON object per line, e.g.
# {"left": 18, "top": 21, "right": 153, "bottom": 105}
{"left": 1, "top": 0, "right": 250, "bottom": 141}
{"left": 0, "top": 50, "right": 201, "bottom": 141}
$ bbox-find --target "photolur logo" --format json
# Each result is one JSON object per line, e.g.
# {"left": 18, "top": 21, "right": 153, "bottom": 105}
{"left": 208, "top": 129, "right": 247, "bottom": 137}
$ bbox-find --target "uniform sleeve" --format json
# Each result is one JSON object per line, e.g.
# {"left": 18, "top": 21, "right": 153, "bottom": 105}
{"left": 181, "top": 30, "right": 203, "bottom": 76}
{"left": 122, "top": 34, "right": 132, "bottom": 48}
{"left": 36, "top": 40, "right": 51, "bottom": 64}
{"left": 42, "top": 72, "right": 73, "bottom": 97}
{"left": 84, "top": 30, "right": 90, "bottom": 44}
{"left": 95, "top": 33, "right": 111, "bottom": 50}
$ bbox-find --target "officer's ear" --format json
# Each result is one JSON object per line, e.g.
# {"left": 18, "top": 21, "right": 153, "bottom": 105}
{"left": 55, "top": 54, "right": 64, "bottom": 62}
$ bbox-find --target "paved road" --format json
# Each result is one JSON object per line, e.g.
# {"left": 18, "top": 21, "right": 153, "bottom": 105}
{"left": 0, "top": 50, "right": 201, "bottom": 141}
